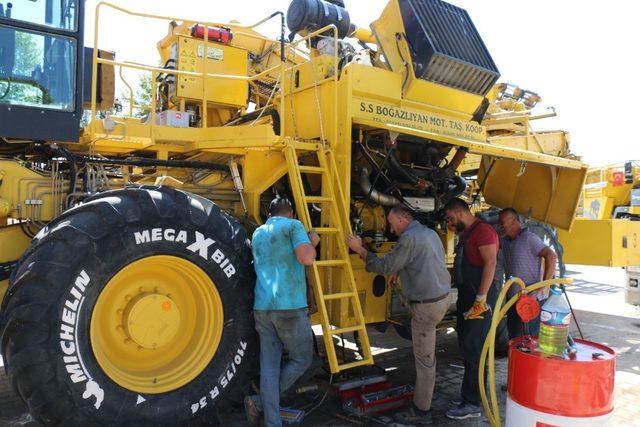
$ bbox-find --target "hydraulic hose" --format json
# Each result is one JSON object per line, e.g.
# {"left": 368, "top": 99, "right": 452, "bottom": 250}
{"left": 358, "top": 167, "right": 401, "bottom": 206}
{"left": 479, "top": 277, "right": 573, "bottom": 426}
{"left": 387, "top": 149, "right": 427, "bottom": 190}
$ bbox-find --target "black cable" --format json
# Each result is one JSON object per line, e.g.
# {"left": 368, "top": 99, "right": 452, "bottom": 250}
{"left": 0, "top": 77, "right": 10, "bottom": 99}
{"left": 358, "top": 146, "right": 395, "bottom": 217}
{"left": 312, "top": 329, "right": 320, "bottom": 356}
{"left": 560, "top": 284, "right": 584, "bottom": 340}
{"left": 356, "top": 141, "right": 393, "bottom": 187}
{"left": 69, "top": 154, "right": 229, "bottom": 171}
{"left": 471, "top": 159, "right": 496, "bottom": 205}
{"left": 395, "top": 33, "right": 411, "bottom": 90}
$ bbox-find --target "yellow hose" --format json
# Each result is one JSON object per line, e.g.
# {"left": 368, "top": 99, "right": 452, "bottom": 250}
{"left": 479, "top": 277, "right": 573, "bottom": 426}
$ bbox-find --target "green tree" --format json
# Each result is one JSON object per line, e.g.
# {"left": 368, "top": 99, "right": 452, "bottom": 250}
{"left": 0, "top": 30, "right": 45, "bottom": 104}
{"left": 118, "top": 73, "right": 152, "bottom": 118}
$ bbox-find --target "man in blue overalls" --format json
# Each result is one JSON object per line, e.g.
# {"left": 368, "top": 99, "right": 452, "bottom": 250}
{"left": 443, "top": 198, "right": 500, "bottom": 420}
{"left": 245, "top": 197, "right": 320, "bottom": 427}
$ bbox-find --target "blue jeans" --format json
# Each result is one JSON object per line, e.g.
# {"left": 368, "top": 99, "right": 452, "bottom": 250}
{"left": 251, "top": 309, "right": 313, "bottom": 427}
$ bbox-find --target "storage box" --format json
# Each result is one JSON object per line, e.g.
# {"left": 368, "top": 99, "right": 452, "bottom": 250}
{"left": 156, "top": 110, "right": 192, "bottom": 128}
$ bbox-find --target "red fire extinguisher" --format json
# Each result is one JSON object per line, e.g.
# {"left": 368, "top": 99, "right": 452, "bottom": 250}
{"left": 191, "top": 24, "right": 233, "bottom": 44}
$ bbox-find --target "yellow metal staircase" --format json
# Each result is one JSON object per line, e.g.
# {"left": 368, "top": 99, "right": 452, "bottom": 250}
{"left": 284, "top": 143, "right": 373, "bottom": 373}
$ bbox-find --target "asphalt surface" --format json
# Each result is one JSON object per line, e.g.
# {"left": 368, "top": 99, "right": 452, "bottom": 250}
{"left": 1, "top": 265, "right": 639, "bottom": 426}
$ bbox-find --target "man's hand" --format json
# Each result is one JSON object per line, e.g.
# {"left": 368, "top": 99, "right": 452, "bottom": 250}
{"left": 308, "top": 229, "right": 320, "bottom": 247}
{"left": 346, "top": 235, "right": 368, "bottom": 260}
{"left": 346, "top": 235, "right": 363, "bottom": 251}
{"left": 308, "top": 300, "right": 318, "bottom": 316}
{"left": 389, "top": 273, "right": 399, "bottom": 288}
{"left": 463, "top": 294, "right": 490, "bottom": 320}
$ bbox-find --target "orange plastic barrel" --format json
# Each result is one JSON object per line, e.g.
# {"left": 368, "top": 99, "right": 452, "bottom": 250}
{"left": 506, "top": 337, "right": 615, "bottom": 426}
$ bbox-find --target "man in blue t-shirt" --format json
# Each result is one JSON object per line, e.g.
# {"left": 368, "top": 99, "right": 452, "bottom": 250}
{"left": 245, "top": 197, "right": 320, "bottom": 427}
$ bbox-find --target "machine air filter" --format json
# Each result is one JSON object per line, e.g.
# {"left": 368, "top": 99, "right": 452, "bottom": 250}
{"left": 399, "top": 0, "right": 500, "bottom": 96}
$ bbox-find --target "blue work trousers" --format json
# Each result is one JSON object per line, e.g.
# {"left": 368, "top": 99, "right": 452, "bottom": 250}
{"left": 251, "top": 308, "right": 313, "bottom": 427}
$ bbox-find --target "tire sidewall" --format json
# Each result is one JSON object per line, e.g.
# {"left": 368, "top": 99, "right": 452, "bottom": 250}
{"left": 52, "top": 194, "right": 256, "bottom": 423}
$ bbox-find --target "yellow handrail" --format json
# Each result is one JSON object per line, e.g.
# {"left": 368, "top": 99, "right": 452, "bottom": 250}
{"left": 91, "top": 1, "right": 341, "bottom": 147}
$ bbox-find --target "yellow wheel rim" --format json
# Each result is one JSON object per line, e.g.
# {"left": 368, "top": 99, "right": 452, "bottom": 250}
{"left": 90, "top": 255, "right": 223, "bottom": 394}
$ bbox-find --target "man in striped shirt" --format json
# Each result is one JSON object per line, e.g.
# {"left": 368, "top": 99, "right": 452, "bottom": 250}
{"left": 499, "top": 208, "right": 558, "bottom": 339}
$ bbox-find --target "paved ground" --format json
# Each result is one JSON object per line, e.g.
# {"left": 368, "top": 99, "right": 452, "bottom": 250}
{"left": 1, "top": 265, "right": 639, "bottom": 426}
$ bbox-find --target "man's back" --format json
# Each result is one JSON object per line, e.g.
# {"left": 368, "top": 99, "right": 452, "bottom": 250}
{"left": 252, "top": 216, "right": 310, "bottom": 310}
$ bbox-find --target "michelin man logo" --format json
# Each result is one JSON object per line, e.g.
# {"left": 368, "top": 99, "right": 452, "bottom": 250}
{"left": 83, "top": 380, "right": 104, "bottom": 410}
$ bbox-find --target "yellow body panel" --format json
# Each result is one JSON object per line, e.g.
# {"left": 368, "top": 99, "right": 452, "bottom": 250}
{"left": 169, "top": 36, "right": 248, "bottom": 108}
{"left": 350, "top": 254, "right": 388, "bottom": 324}
{"left": 0, "top": 280, "right": 7, "bottom": 303}
{"left": 580, "top": 163, "right": 639, "bottom": 219}
{"left": 558, "top": 219, "right": 640, "bottom": 267}
{"left": 0, "top": 225, "right": 32, "bottom": 301}
{"left": 480, "top": 158, "right": 585, "bottom": 231}
{"left": 0, "top": 160, "right": 64, "bottom": 222}
{"left": 487, "top": 131, "right": 572, "bottom": 158}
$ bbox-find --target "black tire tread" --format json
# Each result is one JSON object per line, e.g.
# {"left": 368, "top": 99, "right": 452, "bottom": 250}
{"left": 0, "top": 186, "right": 255, "bottom": 425}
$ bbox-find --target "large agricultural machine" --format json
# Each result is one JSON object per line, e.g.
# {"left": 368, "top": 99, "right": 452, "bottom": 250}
{"left": 0, "top": 0, "right": 587, "bottom": 423}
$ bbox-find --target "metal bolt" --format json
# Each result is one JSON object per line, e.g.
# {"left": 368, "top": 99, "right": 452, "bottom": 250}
{"left": 116, "top": 325, "right": 123, "bottom": 330}
{"left": 117, "top": 309, "right": 123, "bottom": 315}
{"left": 137, "top": 345, "right": 143, "bottom": 351}
{"left": 125, "top": 294, "right": 132, "bottom": 301}
{"left": 138, "top": 287, "right": 145, "bottom": 293}
{"left": 124, "top": 338, "right": 132, "bottom": 344}
{"left": 152, "top": 378, "right": 158, "bottom": 384}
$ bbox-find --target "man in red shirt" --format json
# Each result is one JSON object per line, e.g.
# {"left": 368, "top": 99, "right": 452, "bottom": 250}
{"left": 443, "top": 198, "right": 499, "bottom": 420}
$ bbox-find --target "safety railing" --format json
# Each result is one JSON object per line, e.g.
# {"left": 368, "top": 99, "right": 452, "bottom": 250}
{"left": 90, "top": 2, "right": 340, "bottom": 149}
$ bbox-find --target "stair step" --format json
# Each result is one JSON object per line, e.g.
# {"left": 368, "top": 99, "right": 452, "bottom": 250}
{"left": 315, "top": 259, "right": 347, "bottom": 267}
{"left": 298, "top": 166, "right": 326, "bottom": 174}
{"left": 323, "top": 292, "right": 357, "bottom": 300}
{"left": 337, "top": 358, "right": 374, "bottom": 371}
{"left": 314, "top": 227, "right": 339, "bottom": 234}
{"left": 305, "top": 196, "right": 333, "bottom": 203}
{"left": 332, "top": 325, "right": 365, "bottom": 335}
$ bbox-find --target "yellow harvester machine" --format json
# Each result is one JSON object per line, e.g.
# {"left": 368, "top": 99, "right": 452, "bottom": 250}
{"left": 558, "top": 162, "right": 640, "bottom": 267}
{"left": 0, "top": 0, "right": 587, "bottom": 424}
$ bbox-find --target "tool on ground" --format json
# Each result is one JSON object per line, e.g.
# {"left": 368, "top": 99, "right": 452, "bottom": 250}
{"left": 279, "top": 407, "right": 305, "bottom": 425}
{"left": 332, "top": 374, "right": 413, "bottom": 416}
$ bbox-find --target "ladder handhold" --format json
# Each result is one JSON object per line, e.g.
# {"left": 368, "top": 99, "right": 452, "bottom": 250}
{"left": 323, "top": 292, "right": 357, "bottom": 300}
{"left": 337, "top": 358, "right": 374, "bottom": 371}
{"left": 332, "top": 325, "right": 364, "bottom": 335}
{"left": 314, "top": 227, "right": 339, "bottom": 234}
{"left": 305, "top": 196, "right": 332, "bottom": 203}
{"left": 314, "top": 259, "right": 347, "bottom": 267}
{"left": 298, "top": 165, "right": 326, "bottom": 174}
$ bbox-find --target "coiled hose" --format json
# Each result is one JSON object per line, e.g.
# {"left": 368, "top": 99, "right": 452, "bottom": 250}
{"left": 479, "top": 277, "right": 573, "bottom": 426}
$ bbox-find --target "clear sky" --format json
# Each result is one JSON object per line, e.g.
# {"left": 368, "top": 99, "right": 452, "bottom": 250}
{"left": 83, "top": 0, "right": 640, "bottom": 166}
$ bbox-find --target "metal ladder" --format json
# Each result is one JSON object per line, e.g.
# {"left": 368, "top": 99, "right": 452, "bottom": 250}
{"left": 284, "top": 143, "right": 373, "bottom": 373}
